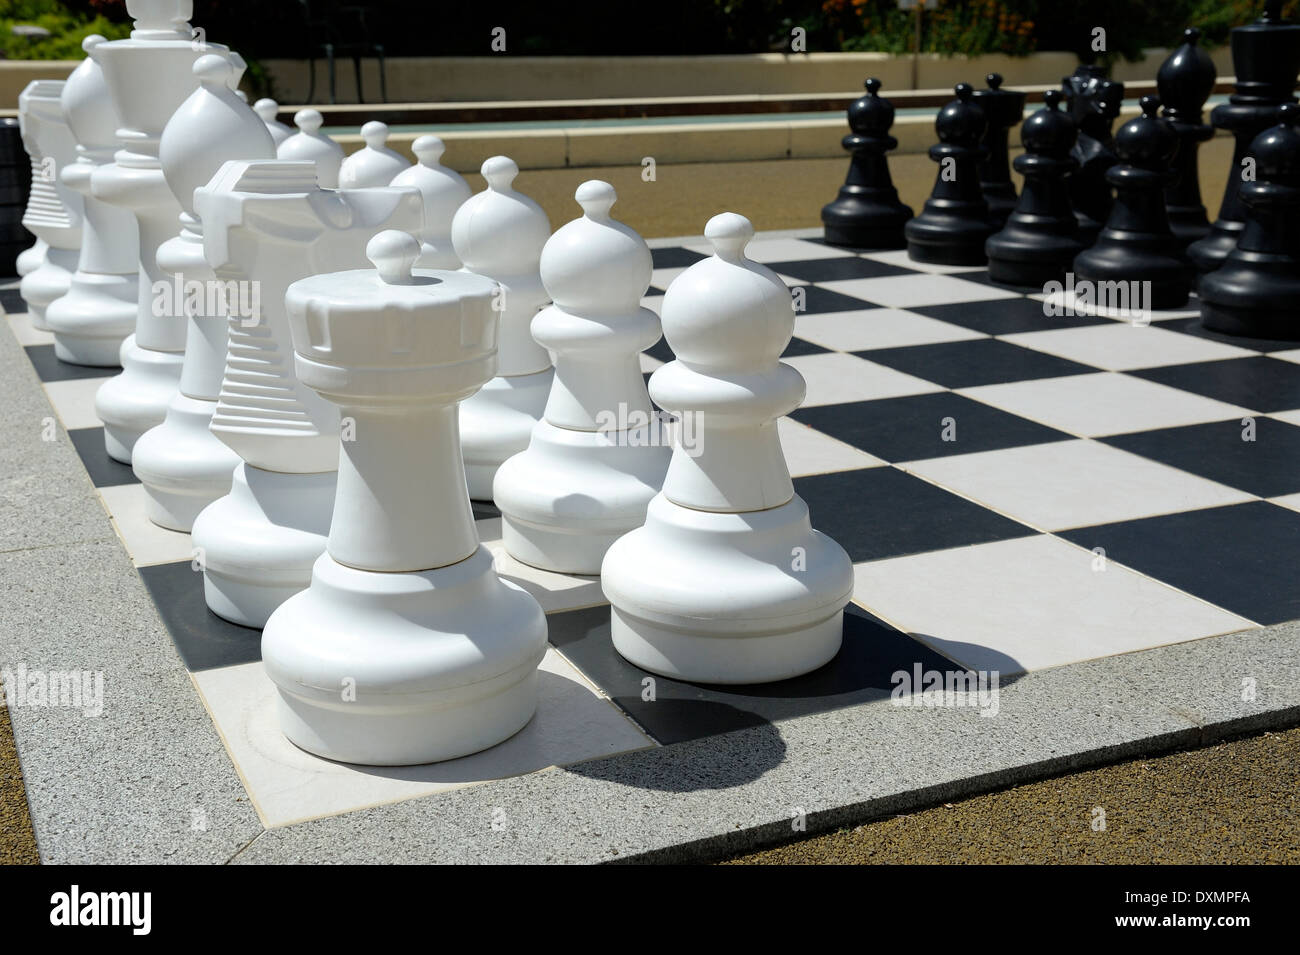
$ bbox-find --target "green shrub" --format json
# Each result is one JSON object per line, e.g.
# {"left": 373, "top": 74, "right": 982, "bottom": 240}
{"left": 0, "top": 0, "right": 129, "bottom": 60}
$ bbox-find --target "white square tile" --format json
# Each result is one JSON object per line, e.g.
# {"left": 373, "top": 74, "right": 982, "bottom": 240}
{"left": 479, "top": 525, "right": 605, "bottom": 612}
{"left": 853, "top": 535, "right": 1254, "bottom": 673}
{"left": 901, "top": 439, "right": 1255, "bottom": 531}
{"left": 193, "top": 652, "right": 654, "bottom": 828}
{"left": 820, "top": 274, "right": 1020, "bottom": 309}
{"left": 861, "top": 249, "right": 985, "bottom": 274}
{"left": 1032, "top": 288, "right": 1200, "bottom": 322}
{"left": 1001, "top": 323, "right": 1255, "bottom": 371}
{"left": 1268, "top": 348, "right": 1300, "bottom": 366}
{"left": 7, "top": 313, "right": 54, "bottom": 346}
{"left": 1268, "top": 492, "right": 1300, "bottom": 514}
{"left": 685, "top": 237, "right": 855, "bottom": 263}
{"left": 98, "top": 483, "right": 197, "bottom": 567}
{"left": 959, "top": 372, "right": 1253, "bottom": 437}
{"left": 779, "top": 416, "right": 884, "bottom": 477}
{"left": 794, "top": 308, "right": 987, "bottom": 352}
{"left": 42, "top": 377, "right": 111, "bottom": 430}
{"left": 1269, "top": 409, "right": 1300, "bottom": 428}
{"left": 783, "top": 351, "right": 941, "bottom": 407}
{"left": 640, "top": 294, "right": 663, "bottom": 316}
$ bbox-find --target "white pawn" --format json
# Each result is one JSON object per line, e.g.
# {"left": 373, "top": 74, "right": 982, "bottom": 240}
{"left": 252, "top": 98, "right": 292, "bottom": 146}
{"left": 452, "top": 156, "right": 553, "bottom": 499}
{"left": 133, "top": 52, "right": 275, "bottom": 531}
{"left": 495, "top": 181, "right": 669, "bottom": 573}
{"left": 338, "top": 120, "right": 410, "bottom": 188}
{"left": 389, "top": 135, "right": 470, "bottom": 269}
{"left": 602, "top": 213, "right": 853, "bottom": 685}
{"left": 17, "top": 79, "right": 82, "bottom": 331}
{"left": 45, "top": 35, "right": 139, "bottom": 367}
{"left": 277, "top": 108, "right": 344, "bottom": 188}
{"left": 264, "top": 231, "right": 547, "bottom": 766}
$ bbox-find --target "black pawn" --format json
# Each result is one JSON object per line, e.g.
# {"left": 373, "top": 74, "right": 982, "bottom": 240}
{"left": 1158, "top": 28, "right": 1217, "bottom": 249}
{"left": 1188, "top": 1, "right": 1300, "bottom": 274}
{"left": 1073, "top": 96, "right": 1194, "bottom": 311}
{"left": 905, "top": 83, "right": 991, "bottom": 266}
{"left": 821, "top": 78, "right": 913, "bottom": 249}
{"left": 971, "top": 73, "right": 1026, "bottom": 229}
{"left": 1199, "top": 104, "right": 1300, "bottom": 339}
{"left": 986, "top": 90, "right": 1082, "bottom": 290}
{"left": 1063, "top": 66, "right": 1124, "bottom": 246}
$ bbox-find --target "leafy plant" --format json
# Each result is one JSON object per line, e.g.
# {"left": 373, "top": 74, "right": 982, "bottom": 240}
{"left": 0, "top": 0, "right": 129, "bottom": 59}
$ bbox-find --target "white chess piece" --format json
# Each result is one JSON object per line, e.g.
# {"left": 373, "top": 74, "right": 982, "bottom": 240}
{"left": 389, "top": 135, "right": 470, "bottom": 269}
{"left": 602, "top": 213, "right": 853, "bottom": 684}
{"left": 189, "top": 159, "right": 423, "bottom": 628}
{"left": 17, "top": 80, "right": 82, "bottom": 332}
{"left": 495, "top": 181, "right": 669, "bottom": 573}
{"left": 276, "top": 108, "right": 344, "bottom": 188}
{"left": 252, "top": 98, "right": 292, "bottom": 146}
{"left": 132, "top": 52, "right": 275, "bottom": 531}
{"left": 337, "top": 120, "right": 410, "bottom": 188}
{"left": 45, "top": 36, "right": 139, "bottom": 367}
{"left": 452, "top": 156, "right": 553, "bottom": 498}
{"left": 15, "top": 238, "right": 48, "bottom": 278}
{"left": 89, "top": 1, "right": 237, "bottom": 463}
{"left": 263, "top": 230, "right": 547, "bottom": 766}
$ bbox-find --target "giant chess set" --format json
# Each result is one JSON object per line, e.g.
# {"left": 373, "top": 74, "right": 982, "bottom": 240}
{"left": 6, "top": 0, "right": 1300, "bottom": 827}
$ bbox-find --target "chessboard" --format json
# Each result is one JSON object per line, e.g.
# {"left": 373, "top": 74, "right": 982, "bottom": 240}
{"left": 8, "top": 225, "right": 1299, "bottom": 829}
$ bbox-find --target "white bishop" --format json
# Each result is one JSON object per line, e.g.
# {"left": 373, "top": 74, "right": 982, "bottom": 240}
{"left": 494, "top": 180, "right": 669, "bottom": 573}
{"left": 601, "top": 213, "right": 854, "bottom": 684}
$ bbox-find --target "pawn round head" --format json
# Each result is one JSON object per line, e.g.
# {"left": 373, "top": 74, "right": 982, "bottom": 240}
{"left": 367, "top": 230, "right": 422, "bottom": 285}
{"left": 360, "top": 120, "right": 389, "bottom": 149}
{"left": 936, "top": 82, "right": 987, "bottom": 145}
{"left": 295, "top": 108, "right": 323, "bottom": 135}
{"left": 848, "top": 77, "right": 895, "bottom": 135}
{"left": 540, "top": 180, "right": 651, "bottom": 313}
{"left": 451, "top": 155, "right": 550, "bottom": 274}
{"left": 1251, "top": 103, "right": 1300, "bottom": 183}
{"left": 659, "top": 213, "right": 794, "bottom": 371}
{"left": 194, "top": 52, "right": 234, "bottom": 89}
{"left": 253, "top": 98, "right": 279, "bottom": 123}
{"left": 1021, "top": 89, "right": 1077, "bottom": 156}
{"left": 481, "top": 155, "right": 518, "bottom": 191}
{"left": 1115, "top": 95, "right": 1178, "bottom": 167}
{"left": 413, "top": 134, "right": 446, "bottom": 167}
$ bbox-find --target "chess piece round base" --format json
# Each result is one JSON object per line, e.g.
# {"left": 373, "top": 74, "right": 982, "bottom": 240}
{"left": 131, "top": 392, "right": 239, "bottom": 531}
{"left": 45, "top": 271, "right": 136, "bottom": 366}
{"left": 461, "top": 367, "right": 553, "bottom": 500}
{"left": 822, "top": 211, "right": 911, "bottom": 250}
{"left": 263, "top": 547, "right": 548, "bottom": 765}
{"left": 16, "top": 239, "right": 47, "bottom": 277}
{"left": 601, "top": 492, "right": 853, "bottom": 685}
{"left": 1199, "top": 253, "right": 1300, "bottom": 340}
{"left": 905, "top": 211, "right": 991, "bottom": 266}
{"left": 987, "top": 231, "right": 1083, "bottom": 290}
{"left": 191, "top": 462, "right": 335, "bottom": 628}
{"left": 494, "top": 419, "right": 669, "bottom": 574}
{"left": 1187, "top": 224, "right": 1243, "bottom": 274}
{"left": 93, "top": 334, "right": 184, "bottom": 463}
{"left": 1074, "top": 241, "right": 1193, "bottom": 311}
{"left": 19, "top": 247, "right": 78, "bottom": 330}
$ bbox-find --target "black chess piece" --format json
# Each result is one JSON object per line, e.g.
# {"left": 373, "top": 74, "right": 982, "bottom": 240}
{"left": 1199, "top": 104, "right": 1300, "bottom": 339}
{"left": 1188, "top": 1, "right": 1300, "bottom": 274}
{"left": 986, "top": 90, "right": 1082, "bottom": 290}
{"left": 1158, "top": 28, "right": 1217, "bottom": 249}
{"left": 904, "top": 83, "right": 992, "bottom": 266}
{"left": 1073, "top": 96, "right": 1194, "bottom": 311}
{"left": 971, "top": 73, "right": 1026, "bottom": 229}
{"left": 1063, "top": 66, "right": 1124, "bottom": 246}
{"left": 821, "top": 78, "right": 914, "bottom": 249}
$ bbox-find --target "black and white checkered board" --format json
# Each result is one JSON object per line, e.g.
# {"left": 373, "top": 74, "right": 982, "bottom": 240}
{"left": 9, "top": 229, "right": 1298, "bottom": 826}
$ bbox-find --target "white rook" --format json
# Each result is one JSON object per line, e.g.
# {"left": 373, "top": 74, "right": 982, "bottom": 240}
{"left": 263, "top": 230, "right": 547, "bottom": 766}
{"left": 495, "top": 180, "right": 669, "bottom": 573}
{"left": 45, "top": 36, "right": 139, "bottom": 367}
{"left": 189, "top": 159, "right": 423, "bottom": 628}
{"left": 601, "top": 213, "right": 854, "bottom": 684}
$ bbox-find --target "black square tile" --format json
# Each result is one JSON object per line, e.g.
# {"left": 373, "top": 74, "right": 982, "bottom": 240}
{"left": 24, "top": 344, "right": 119, "bottom": 382}
{"left": 791, "top": 283, "right": 879, "bottom": 315}
{"left": 1151, "top": 316, "right": 1291, "bottom": 353}
{"left": 1, "top": 288, "right": 25, "bottom": 314}
{"left": 767, "top": 256, "right": 912, "bottom": 283}
{"left": 855, "top": 338, "right": 1096, "bottom": 389}
{"left": 793, "top": 467, "right": 1037, "bottom": 562}
{"left": 791, "top": 392, "right": 1071, "bottom": 462}
{"left": 646, "top": 285, "right": 668, "bottom": 296}
{"left": 138, "top": 560, "right": 262, "bottom": 671}
{"left": 650, "top": 247, "right": 707, "bottom": 270}
{"left": 1130, "top": 356, "right": 1300, "bottom": 414}
{"left": 548, "top": 602, "right": 964, "bottom": 745}
{"left": 68, "top": 427, "right": 138, "bottom": 487}
{"left": 911, "top": 298, "right": 1111, "bottom": 335}
{"left": 472, "top": 499, "right": 501, "bottom": 520}
{"left": 1102, "top": 417, "right": 1300, "bottom": 498}
{"left": 644, "top": 334, "right": 826, "bottom": 365}
{"left": 1059, "top": 501, "right": 1300, "bottom": 625}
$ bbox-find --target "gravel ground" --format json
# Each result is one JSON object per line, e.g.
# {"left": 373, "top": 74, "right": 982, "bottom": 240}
{"left": 724, "top": 727, "right": 1300, "bottom": 865}
{"left": 0, "top": 699, "right": 37, "bottom": 864}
